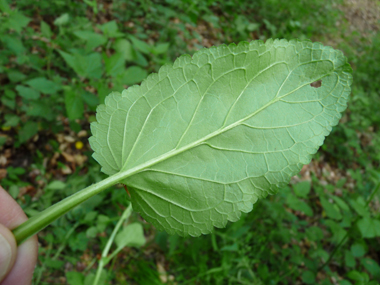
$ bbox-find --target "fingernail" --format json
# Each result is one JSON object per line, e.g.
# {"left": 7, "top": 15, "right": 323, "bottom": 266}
{"left": 0, "top": 233, "right": 12, "bottom": 280}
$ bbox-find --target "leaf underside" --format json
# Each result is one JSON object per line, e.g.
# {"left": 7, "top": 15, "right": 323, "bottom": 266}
{"left": 90, "top": 39, "right": 352, "bottom": 237}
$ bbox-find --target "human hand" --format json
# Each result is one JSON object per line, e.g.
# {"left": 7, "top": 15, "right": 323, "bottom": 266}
{"left": 0, "top": 186, "right": 38, "bottom": 285}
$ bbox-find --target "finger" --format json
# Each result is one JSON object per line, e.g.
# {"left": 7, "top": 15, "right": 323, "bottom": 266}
{"left": 0, "top": 186, "right": 29, "bottom": 229}
{"left": 0, "top": 224, "right": 17, "bottom": 283}
{"left": 0, "top": 186, "right": 38, "bottom": 285}
{"left": 1, "top": 235, "right": 38, "bottom": 285}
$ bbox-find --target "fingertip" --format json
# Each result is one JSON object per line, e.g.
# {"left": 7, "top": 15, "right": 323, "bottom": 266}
{"left": 0, "top": 224, "right": 17, "bottom": 283}
{"left": 0, "top": 234, "right": 38, "bottom": 285}
{"left": 0, "top": 185, "right": 39, "bottom": 284}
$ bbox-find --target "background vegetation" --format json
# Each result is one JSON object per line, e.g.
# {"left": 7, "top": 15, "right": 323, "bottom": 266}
{"left": 1, "top": 0, "right": 380, "bottom": 284}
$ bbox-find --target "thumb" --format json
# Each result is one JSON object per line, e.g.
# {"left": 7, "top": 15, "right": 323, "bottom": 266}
{"left": 0, "top": 224, "right": 17, "bottom": 282}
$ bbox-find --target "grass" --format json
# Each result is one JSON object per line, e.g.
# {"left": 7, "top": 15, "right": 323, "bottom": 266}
{"left": 0, "top": 0, "right": 380, "bottom": 284}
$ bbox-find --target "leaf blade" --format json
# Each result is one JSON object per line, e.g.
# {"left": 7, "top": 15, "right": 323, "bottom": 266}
{"left": 90, "top": 39, "right": 352, "bottom": 236}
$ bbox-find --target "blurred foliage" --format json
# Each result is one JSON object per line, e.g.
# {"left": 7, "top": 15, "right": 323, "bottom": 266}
{"left": 0, "top": 0, "right": 380, "bottom": 284}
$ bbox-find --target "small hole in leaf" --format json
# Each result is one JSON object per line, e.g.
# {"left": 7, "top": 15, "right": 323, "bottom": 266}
{"left": 310, "top": 80, "right": 322, "bottom": 88}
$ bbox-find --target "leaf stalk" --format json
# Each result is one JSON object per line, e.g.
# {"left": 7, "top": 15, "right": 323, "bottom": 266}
{"left": 12, "top": 172, "right": 125, "bottom": 245}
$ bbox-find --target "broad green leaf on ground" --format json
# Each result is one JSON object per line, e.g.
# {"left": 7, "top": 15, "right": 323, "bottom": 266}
{"left": 120, "top": 66, "right": 148, "bottom": 86}
{"left": 2, "top": 35, "right": 26, "bottom": 55}
{"left": 320, "top": 196, "right": 342, "bottom": 220}
{"left": 90, "top": 39, "right": 352, "bottom": 236}
{"left": 360, "top": 258, "right": 380, "bottom": 279}
{"left": 98, "top": 20, "right": 124, "bottom": 38}
{"left": 293, "top": 181, "right": 311, "bottom": 198}
{"left": 357, "top": 217, "right": 380, "bottom": 238}
{"left": 19, "top": 121, "right": 38, "bottom": 143}
{"left": 4, "top": 114, "right": 20, "bottom": 127}
{"left": 129, "top": 35, "right": 151, "bottom": 54}
{"left": 104, "top": 52, "right": 125, "bottom": 77}
{"left": 65, "top": 88, "right": 84, "bottom": 120}
{"left": 324, "top": 220, "right": 347, "bottom": 244}
{"left": 58, "top": 50, "right": 103, "bottom": 79}
{"left": 54, "top": 13, "right": 69, "bottom": 26}
{"left": 7, "top": 70, "right": 26, "bottom": 82}
{"left": 73, "top": 30, "right": 107, "bottom": 51}
{"left": 40, "top": 21, "right": 52, "bottom": 38}
{"left": 25, "top": 77, "right": 61, "bottom": 94}
{"left": 349, "top": 197, "right": 370, "bottom": 217}
{"left": 113, "top": 39, "right": 136, "bottom": 61}
{"left": 15, "top": 85, "right": 40, "bottom": 100}
{"left": 115, "top": 223, "right": 146, "bottom": 249}
{"left": 2, "top": 12, "right": 30, "bottom": 33}
{"left": 2, "top": 90, "right": 16, "bottom": 109}
{"left": 286, "top": 194, "right": 313, "bottom": 216}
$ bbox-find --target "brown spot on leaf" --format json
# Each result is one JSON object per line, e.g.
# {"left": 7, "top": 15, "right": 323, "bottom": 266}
{"left": 310, "top": 80, "right": 322, "bottom": 88}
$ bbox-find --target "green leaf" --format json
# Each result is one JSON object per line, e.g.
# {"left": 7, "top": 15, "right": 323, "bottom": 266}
{"left": 4, "top": 90, "right": 16, "bottom": 100}
{"left": 301, "top": 270, "right": 316, "bottom": 284}
{"left": 286, "top": 194, "right": 313, "bottom": 216}
{"left": 220, "top": 243, "right": 239, "bottom": 251}
{"left": 19, "top": 121, "right": 38, "bottom": 143}
{"left": 350, "top": 242, "right": 367, "bottom": 257}
{"left": 66, "top": 271, "right": 84, "bottom": 285}
{"left": 96, "top": 215, "right": 110, "bottom": 232}
{"left": 4, "top": 12, "right": 30, "bottom": 33}
{"left": 81, "top": 91, "right": 99, "bottom": 107}
{"left": 344, "top": 250, "right": 356, "bottom": 268}
{"left": 320, "top": 197, "right": 342, "bottom": 220}
{"left": 349, "top": 197, "right": 370, "bottom": 217}
{"left": 129, "top": 35, "right": 151, "bottom": 54}
{"left": 1, "top": 97, "right": 15, "bottom": 109}
{"left": 114, "top": 39, "right": 136, "bottom": 61}
{"left": 324, "top": 220, "right": 347, "bottom": 244}
{"left": 7, "top": 70, "right": 26, "bottom": 82}
{"left": 357, "top": 217, "right": 380, "bottom": 238}
{"left": 58, "top": 51, "right": 103, "bottom": 79}
{"left": 54, "top": 13, "right": 69, "bottom": 26}
{"left": 44, "top": 259, "right": 65, "bottom": 269}
{"left": 2, "top": 90, "right": 16, "bottom": 109}
{"left": 25, "top": 77, "right": 61, "bottom": 94}
{"left": 40, "top": 21, "right": 52, "bottom": 38}
{"left": 104, "top": 52, "right": 125, "bottom": 77}
{"left": 153, "top": 43, "right": 170, "bottom": 55}
{"left": 0, "top": 0, "right": 11, "bottom": 13}
{"left": 98, "top": 20, "right": 124, "bottom": 38}
{"left": 2, "top": 35, "right": 26, "bottom": 55}
{"left": 360, "top": 258, "right": 380, "bottom": 279}
{"left": 306, "top": 226, "right": 324, "bottom": 241}
{"left": 4, "top": 114, "right": 20, "bottom": 127}
{"left": 134, "top": 50, "right": 148, "bottom": 67}
{"left": 120, "top": 66, "right": 147, "bottom": 85}
{"left": 293, "top": 181, "right": 311, "bottom": 198}
{"left": 93, "top": 81, "right": 109, "bottom": 104}
{"left": 115, "top": 223, "right": 146, "bottom": 249}
{"left": 25, "top": 101, "right": 55, "bottom": 121}
{"left": 8, "top": 185, "right": 19, "bottom": 199}
{"left": 347, "top": 271, "right": 369, "bottom": 282}
{"left": 331, "top": 196, "right": 350, "bottom": 212}
{"left": 65, "top": 89, "right": 84, "bottom": 120}
{"left": 46, "top": 180, "right": 66, "bottom": 190}
{"left": 90, "top": 39, "right": 352, "bottom": 236}
{"left": 16, "top": 85, "right": 40, "bottom": 100}
{"left": 84, "top": 271, "right": 107, "bottom": 285}
{"left": 73, "top": 30, "right": 107, "bottom": 51}
{"left": 86, "top": 226, "right": 98, "bottom": 238}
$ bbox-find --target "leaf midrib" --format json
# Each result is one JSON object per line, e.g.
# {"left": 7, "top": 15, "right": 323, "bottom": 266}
{"left": 116, "top": 70, "right": 333, "bottom": 183}
{"left": 122, "top": 60, "right": 285, "bottom": 168}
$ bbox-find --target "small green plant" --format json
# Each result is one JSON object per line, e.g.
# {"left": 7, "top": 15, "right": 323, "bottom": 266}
{"left": 12, "top": 39, "right": 353, "bottom": 245}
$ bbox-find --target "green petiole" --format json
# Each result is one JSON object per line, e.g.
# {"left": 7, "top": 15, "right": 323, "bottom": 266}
{"left": 12, "top": 171, "right": 125, "bottom": 245}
